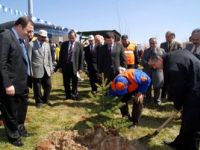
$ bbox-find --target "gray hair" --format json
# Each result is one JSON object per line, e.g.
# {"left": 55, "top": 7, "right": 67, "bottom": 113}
{"left": 149, "top": 52, "right": 163, "bottom": 61}
{"left": 191, "top": 28, "right": 200, "bottom": 35}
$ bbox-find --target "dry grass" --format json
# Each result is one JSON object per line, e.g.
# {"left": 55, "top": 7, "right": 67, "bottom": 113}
{"left": 0, "top": 72, "right": 180, "bottom": 150}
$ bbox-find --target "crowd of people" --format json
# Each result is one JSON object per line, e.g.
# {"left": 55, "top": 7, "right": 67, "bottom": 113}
{"left": 0, "top": 16, "right": 200, "bottom": 150}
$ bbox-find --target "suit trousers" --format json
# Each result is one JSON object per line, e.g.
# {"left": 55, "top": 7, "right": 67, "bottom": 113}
{"left": 120, "top": 93, "right": 143, "bottom": 124}
{"left": 0, "top": 89, "right": 28, "bottom": 141}
{"left": 161, "top": 78, "right": 167, "bottom": 99}
{"left": 171, "top": 107, "right": 200, "bottom": 150}
{"left": 88, "top": 70, "right": 98, "bottom": 92}
{"left": 33, "top": 71, "right": 52, "bottom": 104}
{"left": 62, "top": 62, "right": 78, "bottom": 97}
{"left": 145, "top": 83, "right": 152, "bottom": 102}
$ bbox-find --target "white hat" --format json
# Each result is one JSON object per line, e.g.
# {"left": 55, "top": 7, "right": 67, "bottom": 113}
{"left": 88, "top": 35, "right": 94, "bottom": 41}
{"left": 38, "top": 29, "right": 48, "bottom": 37}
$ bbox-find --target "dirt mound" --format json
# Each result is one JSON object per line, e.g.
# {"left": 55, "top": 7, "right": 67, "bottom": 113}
{"left": 36, "top": 125, "right": 147, "bottom": 150}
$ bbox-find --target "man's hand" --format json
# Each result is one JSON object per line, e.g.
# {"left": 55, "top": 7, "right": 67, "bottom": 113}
{"left": 5, "top": 85, "right": 15, "bottom": 96}
{"left": 135, "top": 92, "right": 144, "bottom": 104}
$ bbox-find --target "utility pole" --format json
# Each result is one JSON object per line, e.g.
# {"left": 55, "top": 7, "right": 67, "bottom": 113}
{"left": 28, "top": 0, "right": 33, "bottom": 17}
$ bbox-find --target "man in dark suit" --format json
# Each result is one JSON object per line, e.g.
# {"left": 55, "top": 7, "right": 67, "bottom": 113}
{"left": 84, "top": 35, "right": 98, "bottom": 94}
{"left": 94, "top": 34, "right": 104, "bottom": 76}
{"left": 189, "top": 28, "right": 200, "bottom": 59}
{"left": 141, "top": 37, "right": 165, "bottom": 105}
{"left": 56, "top": 30, "right": 83, "bottom": 99}
{"left": 0, "top": 16, "right": 34, "bottom": 146}
{"left": 148, "top": 49, "right": 200, "bottom": 150}
{"left": 98, "top": 32, "right": 126, "bottom": 83}
{"left": 160, "top": 31, "right": 182, "bottom": 53}
{"left": 160, "top": 31, "right": 182, "bottom": 99}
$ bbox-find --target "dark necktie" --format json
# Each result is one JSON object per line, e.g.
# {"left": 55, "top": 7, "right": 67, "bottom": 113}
{"left": 19, "top": 38, "right": 31, "bottom": 76}
{"left": 108, "top": 45, "right": 112, "bottom": 55}
{"left": 67, "top": 42, "right": 73, "bottom": 63}
{"left": 19, "top": 38, "right": 24, "bottom": 44}
{"left": 90, "top": 45, "right": 93, "bottom": 52}
{"left": 168, "top": 43, "right": 171, "bottom": 52}
{"left": 193, "top": 46, "right": 198, "bottom": 54}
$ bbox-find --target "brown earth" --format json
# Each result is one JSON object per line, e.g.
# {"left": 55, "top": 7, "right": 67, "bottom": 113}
{"left": 36, "top": 125, "right": 147, "bottom": 150}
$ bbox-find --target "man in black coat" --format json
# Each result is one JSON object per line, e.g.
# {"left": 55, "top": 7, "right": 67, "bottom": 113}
{"left": 160, "top": 31, "right": 182, "bottom": 53}
{"left": 160, "top": 31, "right": 182, "bottom": 99}
{"left": 0, "top": 16, "right": 34, "bottom": 146}
{"left": 148, "top": 49, "right": 200, "bottom": 150}
{"left": 84, "top": 35, "right": 98, "bottom": 94}
{"left": 56, "top": 30, "right": 83, "bottom": 100}
{"left": 98, "top": 32, "right": 126, "bottom": 83}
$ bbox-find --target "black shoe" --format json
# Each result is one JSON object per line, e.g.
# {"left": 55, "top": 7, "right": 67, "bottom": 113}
{"left": 157, "top": 101, "right": 162, "bottom": 105}
{"left": 163, "top": 140, "right": 176, "bottom": 149}
{"left": 122, "top": 114, "right": 132, "bottom": 121}
{"left": 154, "top": 100, "right": 161, "bottom": 105}
{"left": 66, "top": 95, "right": 71, "bottom": 99}
{"left": 44, "top": 101, "right": 53, "bottom": 106}
{"left": 10, "top": 139, "right": 24, "bottom": 147}
{"left": 129, "top": 122, "right": 137, "bottom": 129}
{"left": 71, "top": 94, "right": 78, "bottom": 100}
{"left": 92, "top": 91, "right": 97, "bottom": 95}
{"left": 36, "top": 103, "right": 43, "bottom": 108}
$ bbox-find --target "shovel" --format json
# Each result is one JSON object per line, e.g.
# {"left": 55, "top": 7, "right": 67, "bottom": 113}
{"left": 138, "top": 109, "right": 181, "bottom": 142}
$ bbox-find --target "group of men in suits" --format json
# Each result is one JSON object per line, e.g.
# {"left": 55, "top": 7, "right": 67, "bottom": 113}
{"left": 55, "top": 31, "right": 128, "bottom": 100}
{"left": 1, "top": 15, "right": 200, "bottom": 149}
{"left": 141, "top": 31, "right": 183, "bottom": 105}
{"left": 146, "top": 29, "right": 200, "bottom": 150}
{"left": 83, "top": 32, "right": 127, "bottom": 96}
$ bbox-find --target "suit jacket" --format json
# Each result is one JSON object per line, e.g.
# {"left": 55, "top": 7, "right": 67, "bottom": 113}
{"left": 57, "top": 41, "right": 83, "bottom": 74}
{"left": 96, "top": 44, "right": 104, "bottom": 72}
{"left": 160, "top": 41, "right": 182, "bottom": 53}
{"left": 164, "top": 49, "right": 200, "bottom": 109}
{"left": 84, "top": 44, "right": 97, "bottom": 73}
{"left": 28, "top": 40, "right": 52, "bottom": 78}
{"left": 185, "top": 42, "right": 193, "bottom": 51}
{"left": 142, "top": 47, "right": 165, "bottom": 88}
{"left": 0, "top": 29, "right": 28, "bottom": 95}
{"left": 98, "top": 43, "right": 126, "bottom": 80}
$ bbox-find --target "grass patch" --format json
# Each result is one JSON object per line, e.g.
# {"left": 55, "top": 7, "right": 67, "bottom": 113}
{"left": 0, "top": 72, "right": 180, "bottom": 150}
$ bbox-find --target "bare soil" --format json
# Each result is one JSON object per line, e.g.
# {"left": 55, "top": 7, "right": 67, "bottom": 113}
{"left": 36, "top": 125, "right": 147, "bottom": 150}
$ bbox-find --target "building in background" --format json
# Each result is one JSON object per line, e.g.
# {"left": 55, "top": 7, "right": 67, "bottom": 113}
{"left": 0, "top": 20, "right": 69, "bottom": 43}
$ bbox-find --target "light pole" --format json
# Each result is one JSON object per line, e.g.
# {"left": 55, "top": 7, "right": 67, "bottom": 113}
{"left": 28, "top": 0, "right": 33, "bottom": 17}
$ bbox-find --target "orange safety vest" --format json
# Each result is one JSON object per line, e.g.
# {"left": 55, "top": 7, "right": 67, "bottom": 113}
{"left": 124, "top": 43, "right": 136, "bottom": 65}
{"left": 111, "top": 69, "right": 138, "bottom": 93}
